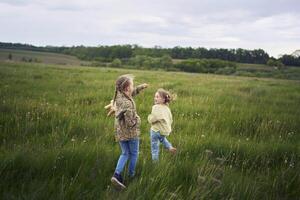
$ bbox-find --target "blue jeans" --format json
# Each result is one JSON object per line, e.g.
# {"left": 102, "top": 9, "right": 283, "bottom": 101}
{"left": 115, "top": 138, "right": 139, "bottom": 177}
{"left": 150, "top": 130, "right": 172, "bottom": 161}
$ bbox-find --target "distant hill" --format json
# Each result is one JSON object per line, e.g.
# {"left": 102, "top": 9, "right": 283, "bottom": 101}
{"left": 0, "top": 48, "right": 90, "bottom": 66}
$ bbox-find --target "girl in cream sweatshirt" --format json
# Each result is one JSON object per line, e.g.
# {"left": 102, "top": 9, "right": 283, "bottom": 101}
{"left": 148, "top": 88, "right": 176, "bottom": 161}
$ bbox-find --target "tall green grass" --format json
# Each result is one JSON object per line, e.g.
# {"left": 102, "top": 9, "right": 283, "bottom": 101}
{"left": 0, "top": 61, "right": 299, "bottom": 199}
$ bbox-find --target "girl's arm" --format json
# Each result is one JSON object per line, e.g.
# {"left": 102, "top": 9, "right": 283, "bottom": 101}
{"left": 147, "top": 114, "right": 157, "bottom": 124}
{"left": 147, "top": 106, "right": 162, "bottom": 124}
{"left": 132, "top": 83, "right": 148, "bottom": 97}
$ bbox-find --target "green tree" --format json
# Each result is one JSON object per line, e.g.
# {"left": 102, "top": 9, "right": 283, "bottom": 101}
{"left": 267, "top": 59, "right": 284, "bottom": 69}
{"left": 267, "top": 59, "right": 276, "bottom": 66}
{"left": 111, "top": 58, "right": 122, "bottom": 67}
{"left": 160, "top": 55, "right": 173, "bottom": 69}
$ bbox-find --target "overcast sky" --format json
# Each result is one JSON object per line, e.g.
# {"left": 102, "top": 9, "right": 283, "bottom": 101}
{"left": 0, "top": 0, "right": 299, "bottom": 57}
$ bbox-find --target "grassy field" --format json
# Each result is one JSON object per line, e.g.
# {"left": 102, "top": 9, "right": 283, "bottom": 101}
{"left": 0, "top": 49, "right": 89, "bottom": 66}
{"left": 0, "top": 61, "right": 299, "bottom": 199}
{"left": 236, "top": 63, "right": 300, "bottom": 80}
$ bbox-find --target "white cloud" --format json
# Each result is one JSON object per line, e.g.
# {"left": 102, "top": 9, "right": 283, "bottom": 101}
{"left": 0, "top": 0, "right": 299, "bottom": 57}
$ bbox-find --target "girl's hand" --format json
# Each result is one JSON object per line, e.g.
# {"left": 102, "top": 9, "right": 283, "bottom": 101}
{"left": 104, "top": 100, "right": 116, "bottom": 117}
{"left": 141, "top": 83, "right": 149, "bottom": 89}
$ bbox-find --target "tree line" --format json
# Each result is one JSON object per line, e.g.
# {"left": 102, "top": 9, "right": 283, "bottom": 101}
{"left": 1, "top": 42, "right": 299, "bottom": 66}
{"left": 104, "top": 55, "right": 237, "bottom": 75}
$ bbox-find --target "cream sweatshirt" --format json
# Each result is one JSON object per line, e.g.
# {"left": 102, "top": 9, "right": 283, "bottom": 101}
{"left": 148, "top": 104, "right": 173, "bottom": 136}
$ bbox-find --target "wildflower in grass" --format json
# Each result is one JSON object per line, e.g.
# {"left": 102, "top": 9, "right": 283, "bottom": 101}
{"left": 246, "top": 138, "right": 249, "bottom": 141}
{"left": 201, "top": 134, "right": 205, "bottom": 138}
{"left": 205, "top": 149, "right": 213, "bottom": 154}
{"left": 204, "top": 149, "right": 213, "bottom": 158}
{"left": 71, "top": 138, "right": 75, "bottom": 142}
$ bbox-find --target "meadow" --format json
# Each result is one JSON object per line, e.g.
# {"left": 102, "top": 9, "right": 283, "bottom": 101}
{"left": 0, "top": 61, "right": 299, "bottom": 199}
{"left": 0, "top": 49, "right": 88, "bottom": 66}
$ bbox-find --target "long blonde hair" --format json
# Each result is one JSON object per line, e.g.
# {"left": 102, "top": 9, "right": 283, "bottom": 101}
{"left": 112, "top": 74, "right": 134, "bottom": 104}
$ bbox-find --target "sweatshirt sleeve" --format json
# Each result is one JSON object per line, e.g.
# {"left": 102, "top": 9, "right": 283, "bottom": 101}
{"left": 148, "top": 105, "right": 162, "bottom": 124}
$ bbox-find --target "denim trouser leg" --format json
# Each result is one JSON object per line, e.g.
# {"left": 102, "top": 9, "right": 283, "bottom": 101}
{"left": 160, "top": 136, "right": 172, "bottom": 149}
{"left": 151, "top": 131, "right": 160, "bottom": 161}
{"left": 150, "top": 130, "right": 172, "bottom": 161}
{"left": 115, "top": 138, "right": 139, "bottom": 177}
{"left": 115, "top": 141, "right": 129, "bottom": 175}
{"left": 128, "top": 139, "right": 139, "bottom": 177}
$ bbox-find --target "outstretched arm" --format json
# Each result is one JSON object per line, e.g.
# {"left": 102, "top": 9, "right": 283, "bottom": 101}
{"left": 132, "top": 83, "right": 148, "bottom": 97}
